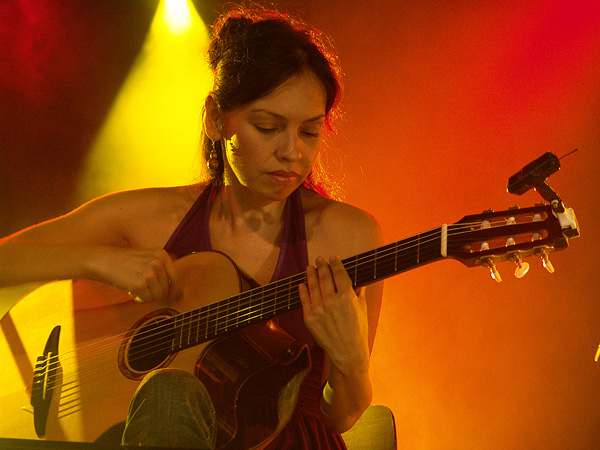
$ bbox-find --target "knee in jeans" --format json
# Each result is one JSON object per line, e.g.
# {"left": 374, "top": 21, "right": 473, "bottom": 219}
{"left": 138, "top": 369, "right": 213, "bottom": 410}
{"left": 124, "top": 369, "right": 216, "bottom": 449}
{"left": 141, "top": 368, "right": 198, "bottom": 388}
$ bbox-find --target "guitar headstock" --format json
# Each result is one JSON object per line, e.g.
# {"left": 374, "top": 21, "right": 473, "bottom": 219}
{"left": 447, "top": 203, "right": 579, "bottom": 282}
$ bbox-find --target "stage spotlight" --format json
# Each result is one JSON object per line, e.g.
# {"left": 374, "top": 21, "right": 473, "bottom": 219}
{"left": 76, "top": 0, "right": 211, "bottom": 202}
{"left": 163, "top": 0, "right": 193, "bottom": 34}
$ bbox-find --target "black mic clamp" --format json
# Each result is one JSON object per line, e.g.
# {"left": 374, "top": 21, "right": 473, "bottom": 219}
{"left": 507, "top": 151, "right": 569, "bottom": 213}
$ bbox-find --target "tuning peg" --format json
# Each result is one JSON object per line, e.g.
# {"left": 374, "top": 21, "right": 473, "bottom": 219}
{"left": 535, "top": 249, "right": 555, "bottom": 273}
{"left": 511, "top": 255, "right": 530, "bottom": 278}
{"left": 484, "top": 258, "right": 502, "bottom": 283}
{"left": 542, "top": 256, "right": 555, "bottom": 273}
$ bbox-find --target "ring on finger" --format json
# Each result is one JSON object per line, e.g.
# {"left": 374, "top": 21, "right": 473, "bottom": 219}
{"left": 128, "top": 291, "right": 145, "bottom": 303}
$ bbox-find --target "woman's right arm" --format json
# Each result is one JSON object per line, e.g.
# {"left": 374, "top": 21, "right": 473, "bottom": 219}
{"left": 0, "top": 191, "right": 181, "bottom": 302}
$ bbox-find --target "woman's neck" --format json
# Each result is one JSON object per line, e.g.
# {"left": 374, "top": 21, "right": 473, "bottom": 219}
{"left": 213, "top": 183, "right": 288, "bottom": 235}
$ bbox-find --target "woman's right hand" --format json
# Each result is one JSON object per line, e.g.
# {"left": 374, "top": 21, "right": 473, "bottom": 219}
{"left": 89, "top": 246, "right": 182, "bottom": 304}
{"left": 0, "top": 188, "right": 191, "bottom": 300}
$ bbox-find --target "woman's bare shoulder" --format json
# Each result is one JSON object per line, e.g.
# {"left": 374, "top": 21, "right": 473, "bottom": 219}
{"left": 300, "top": 188, "right": 383, "bottom": 258}
{"left": 96, "top": 184, "right": 202, "bottom": 215}
{"left": 81, "top": 184, "right": 204, "bottom": 247}
{"left": 10, "top": 184, "right": 205, "bottom": 248}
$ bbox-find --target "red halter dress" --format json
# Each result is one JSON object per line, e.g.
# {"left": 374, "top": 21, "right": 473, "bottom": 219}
{"left": 164, "top": 183, "right": 347, "bottom": 450}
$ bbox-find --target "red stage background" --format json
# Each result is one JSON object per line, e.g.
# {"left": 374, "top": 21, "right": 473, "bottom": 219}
{"left": 1, "top": 0, "right": 599, "bottom": 448}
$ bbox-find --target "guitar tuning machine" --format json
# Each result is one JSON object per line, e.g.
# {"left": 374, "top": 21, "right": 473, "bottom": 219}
{"left": 483, "top": 258, "right": 502, "bottom": 283}
{"left": 534, "top": 248, "right": 555, "bottom": 273}
{"left": 509, "top": 254, "right": 530, "bottom": 278}
{"left": 530, "top": 215, "right": 555, "bottom": 273}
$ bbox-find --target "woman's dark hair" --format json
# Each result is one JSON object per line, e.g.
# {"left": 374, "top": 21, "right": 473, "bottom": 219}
{"left": 202, "top": 4, "right": 343, "bottom": 197}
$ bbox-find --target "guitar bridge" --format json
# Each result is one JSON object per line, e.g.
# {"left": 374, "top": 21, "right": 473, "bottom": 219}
{"left": 31, "top": 325, "right": 61, "bottom": 437}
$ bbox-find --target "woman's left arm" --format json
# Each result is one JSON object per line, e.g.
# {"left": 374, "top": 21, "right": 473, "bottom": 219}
{"left": 299, "top": 205, "right": 384, "bottom": 434}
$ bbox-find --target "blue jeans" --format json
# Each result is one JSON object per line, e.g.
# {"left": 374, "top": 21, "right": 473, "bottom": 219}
{"left": 121, "top": 369, "right": 217, "bottom": 449}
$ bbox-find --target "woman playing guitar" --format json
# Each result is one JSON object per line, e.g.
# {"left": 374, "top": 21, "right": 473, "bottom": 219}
{"left": 0, "top": 4, "right": 383, "bottom": 449}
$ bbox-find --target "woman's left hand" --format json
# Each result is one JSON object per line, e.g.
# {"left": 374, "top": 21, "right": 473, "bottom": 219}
{"left": 298, "top": 255, "right": 370, "bottom": 375}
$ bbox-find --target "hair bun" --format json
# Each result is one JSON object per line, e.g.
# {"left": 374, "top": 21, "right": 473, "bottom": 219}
{"left": 219, "top": 16, "right": 253, "bottom": 40}
{"left": 209, "top": 15, "right": 253, "bottom": 68}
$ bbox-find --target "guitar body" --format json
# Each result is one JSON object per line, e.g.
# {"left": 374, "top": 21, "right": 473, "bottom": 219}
{"left": 0, "top": 252, "right": 309, "bottom": 448}
{"left": 197, "top": 323, "right": 310, "bottom": 450}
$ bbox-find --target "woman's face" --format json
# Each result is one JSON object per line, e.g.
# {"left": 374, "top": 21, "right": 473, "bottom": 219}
{"left": 220, "top": 71, "right": 327, "bottom": 202}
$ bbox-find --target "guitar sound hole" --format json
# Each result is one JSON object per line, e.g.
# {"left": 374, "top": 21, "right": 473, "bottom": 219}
{"left": 128, "top": 319, "right": 173, "bottom": 371}
{"left": 119, "top": 311, "right": 178, "bottom": 379}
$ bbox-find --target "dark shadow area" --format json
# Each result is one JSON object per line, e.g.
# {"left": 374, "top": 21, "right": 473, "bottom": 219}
{"left": 0, "top": 0, "right": 159, "bottom": 236}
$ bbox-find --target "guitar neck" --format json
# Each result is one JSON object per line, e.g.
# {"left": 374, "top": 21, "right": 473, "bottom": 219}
{"left": 343, "top": 225, "right": 448, "bottom": 287}
{"left": 166, "top": 226, "right": 448, "bottom": 351}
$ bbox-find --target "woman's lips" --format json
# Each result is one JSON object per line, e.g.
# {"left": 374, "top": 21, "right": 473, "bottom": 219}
{"left": 267, "top": 170, "right": 299, "bottom": 183}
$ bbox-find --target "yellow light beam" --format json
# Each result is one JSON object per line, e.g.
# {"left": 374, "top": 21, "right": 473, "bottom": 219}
{"left": 77, "top": 0, "right": 211, "bottom": 201}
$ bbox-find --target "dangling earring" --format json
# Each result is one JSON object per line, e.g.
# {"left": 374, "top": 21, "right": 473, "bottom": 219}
{"left": 207, "top": 140, "right": 220, "bottom": 170}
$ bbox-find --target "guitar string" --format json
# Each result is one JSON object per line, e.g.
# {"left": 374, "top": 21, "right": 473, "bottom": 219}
{"left": 44, "top": 216, "right": 546, "bottom": 389}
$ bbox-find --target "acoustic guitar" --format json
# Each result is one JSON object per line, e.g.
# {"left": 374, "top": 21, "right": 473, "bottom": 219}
{"left": 0, "top": 203, "right": 579, "bottom": 449}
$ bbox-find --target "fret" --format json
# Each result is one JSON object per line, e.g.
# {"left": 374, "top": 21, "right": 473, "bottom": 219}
{"left": 259, "top": 286, "right": 269, "bottom": 321}
{"left": 212, "top": 303, "right": 220, "bottom": 338}
{"left": 203, "top": 304, "right": 210, "bottom": 340}
{"left": 181, "top": 311, "right": 189, "bottom": 348}
{"left": 246, "top": 292, "right": 255, "bottom": 325}
{"left": 190, "top": 311, "right": 196, "bottom": 345}
{"left": 196, "top": 306, "right": 202, "bottom": 341}
{"left": 172, "top": 315, "right": 180, "bottom": 351}
{"left": 188, "top": 310, "right": 195, "bottom": 347}
{"left": 259, "top": 286, "right": 264, "bottom": 321}
{"left": 373, "top": 247, "right": 378, "bottom": 280}
{"left": 191, "top": 309, "right": 198, "bottom": 345}
{"left": 177, "top": 312, "right": 184, "bottom": 349}
{"left": 271, "top": 282, "right": 278, "bottom": 318}
{"left": 246, "top": 293, "right": 255, "bottom": 323}
{"left": 220, "top": 298, "right": 232, "bottom": 334}
{"left": 286, "top": 277, "right": 292, "bottom": 310}
{"left": 220, "top": 301, "right": 228, "bottom": 336}
{"left": 233, "top": 294, "right": 240, "bottom": 332}
{"left": 283, "top": 277, "right": 295, "bottom": 313}
{"left": 208, "top": 303, "right": 218, "bottom": 338}
{"left": 224, "top": 296, "right": 229, "bottom": 333}
{"left": 185, "top": 310, "right": 192, "bottom": 346}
